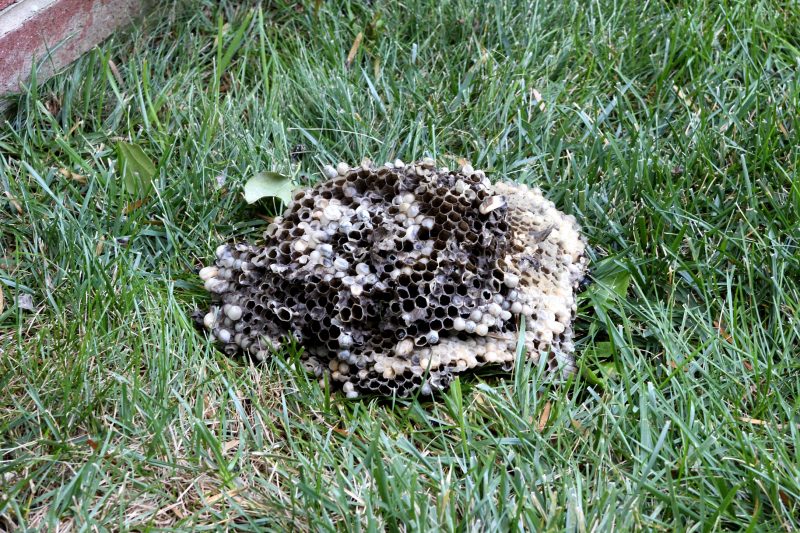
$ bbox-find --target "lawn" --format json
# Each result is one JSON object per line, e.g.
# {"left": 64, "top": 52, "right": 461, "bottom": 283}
{"left": 1, "top": 0, "right": 799, "bottom": 530}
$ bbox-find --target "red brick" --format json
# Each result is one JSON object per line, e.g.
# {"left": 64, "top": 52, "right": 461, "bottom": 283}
{"left": 0, "top": 0, "right": 149, "bottom": 97}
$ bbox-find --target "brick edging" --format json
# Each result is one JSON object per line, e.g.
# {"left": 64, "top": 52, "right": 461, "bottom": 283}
{"left": 0, "top": 0, "right": 149, "bottom": 98}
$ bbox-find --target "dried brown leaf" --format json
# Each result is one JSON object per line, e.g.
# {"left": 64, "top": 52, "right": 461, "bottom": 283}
{"left": 219, "top": 72, "right": 232, "bottom": 94}
{"left": 346, "top": 32, "right": 363, "bottom": 69}
{"left": 205, "top": 487, "right": 243, "bottom": 505}
{"left": 108, "top": 59, "right": 124, "bottom": 87}
{"left": 714, "top": 320, "right": 732, "bottom": 343}
{"left": 537, "top": 401, "right": 551, "bottom": 432}
{"left": 332, "top": 427, "right": 350, "bottom": 437}
{"left": 571, "top": 419, "right": 589, "bottom": 436}
{"left": 124, "top": 198, "right": 147, "bottom": 214}
{"left": 737, "top": 416, "right": 800, "bottom": 431}
{"left": 739, "top": 416, "right": 767, "bottom": 426}
{"left": 67, "top": 120, "right": 83, "bottom": 136}
{"left": 58, "top": 168, "right": 88, "bottom": 185}
{"left": 4, "top": 191, "right": 22, "bottom": 214}
{"left": 45, "top": 95, "right": 62, "bottom": 116}
{"left": 667, "top": 360, "right": 686, "bottom": 371}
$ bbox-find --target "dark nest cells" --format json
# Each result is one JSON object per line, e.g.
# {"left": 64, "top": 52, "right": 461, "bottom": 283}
{"left": 198, "top": 159, "right": 587, "bottom": 398}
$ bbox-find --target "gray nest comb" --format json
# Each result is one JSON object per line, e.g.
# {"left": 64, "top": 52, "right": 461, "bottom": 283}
{"left": 198, "top": 158, "right": 587, "bottom": 398}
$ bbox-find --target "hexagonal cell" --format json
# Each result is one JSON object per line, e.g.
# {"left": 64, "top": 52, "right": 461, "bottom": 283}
{"left": 197, "top": 159, "right": 587, "bottom": 398}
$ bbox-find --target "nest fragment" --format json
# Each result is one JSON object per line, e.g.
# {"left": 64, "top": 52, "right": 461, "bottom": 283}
{"left": 198, "top": 159, "right": 587, "bottom": 397}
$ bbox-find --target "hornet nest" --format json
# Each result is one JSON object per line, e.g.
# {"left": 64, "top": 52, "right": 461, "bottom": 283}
{"left": 197, "top": 158, "right": 587, "bottom": 398}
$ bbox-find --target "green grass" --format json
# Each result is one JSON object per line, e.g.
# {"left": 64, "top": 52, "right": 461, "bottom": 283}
{"left": 1, "top": 0, "right": 799, "bottom": 529}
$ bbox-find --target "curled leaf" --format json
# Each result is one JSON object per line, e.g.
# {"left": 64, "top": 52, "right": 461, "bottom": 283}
{"left": 588, "top": 269, "right": 631, "bottom": 312}
{"left": 116, "top": 142, "right": 156, "bottom": 197}
{"left": 243, "top": 171, "right": 294, "bottom": 204}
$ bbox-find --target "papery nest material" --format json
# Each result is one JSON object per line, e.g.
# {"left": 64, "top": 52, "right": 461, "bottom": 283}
{"left": 197, "top": 158, "right": 587, "bottom": 398}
